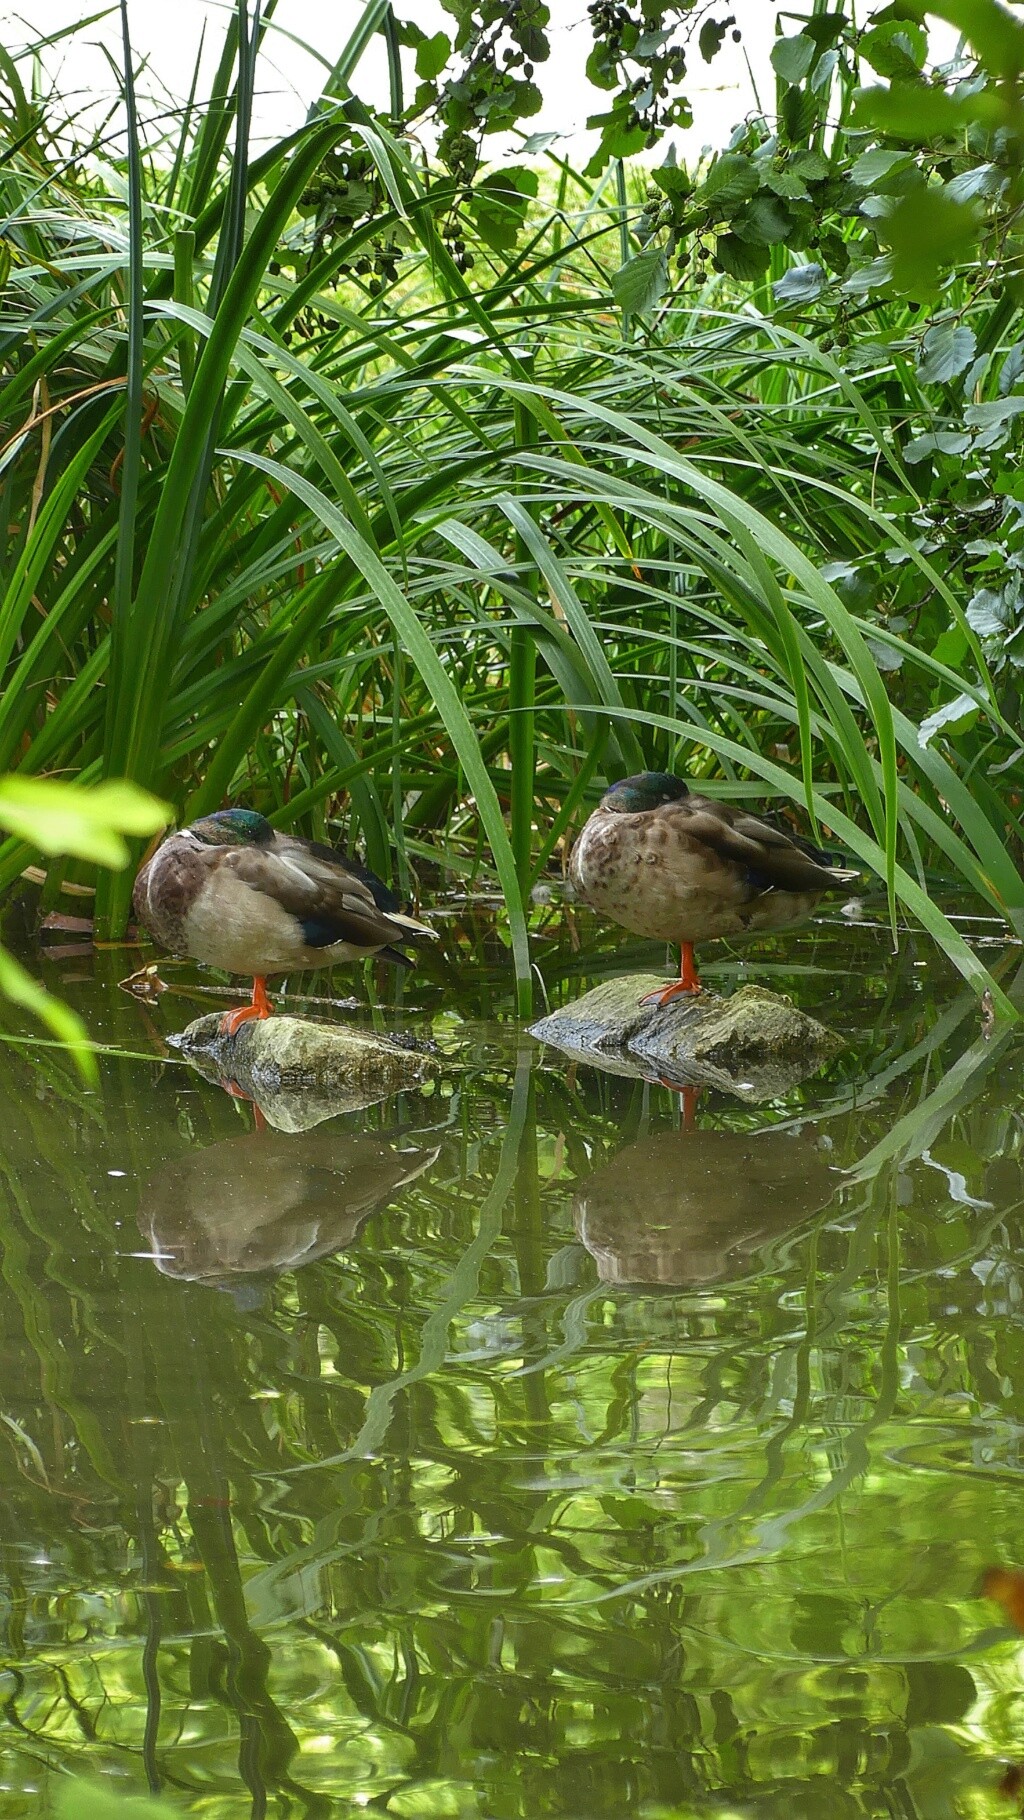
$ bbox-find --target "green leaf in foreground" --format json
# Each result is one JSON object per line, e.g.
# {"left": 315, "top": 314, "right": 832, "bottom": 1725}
{"left": 879, "top": 188, "right": 979, "bottom": 294}
{"left": 0, "top": 777, "right": 170, "bottom": 868}
{"left": 917, "top": 320, "right": 977, "bottom": 384}
{"left": 770, "top": 32, "right": 816, "bottom": 85}
{"left": 0, "top": 946, "right": 97, "bottom": 1085}
{"left": 611, "top": 247, "right": 667, "bottom": 317}
{"left": 772, "top": 263, "right": 824, "bottom": 304}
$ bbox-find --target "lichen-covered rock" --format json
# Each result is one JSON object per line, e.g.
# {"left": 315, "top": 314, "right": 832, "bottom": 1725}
{"left": 169, "top": 1013, "right": 440, "bottom": 1132}
{"left": 529, "top": 976, "right": 844, "bottom": 1103}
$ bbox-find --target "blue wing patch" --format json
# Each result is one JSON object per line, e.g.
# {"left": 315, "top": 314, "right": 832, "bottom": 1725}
{"left": 299, "top": 917, "right": 346, "bottom": 948}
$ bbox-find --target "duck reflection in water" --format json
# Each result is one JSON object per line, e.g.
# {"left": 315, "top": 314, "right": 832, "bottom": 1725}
{"left": 138, "top": 1126, "right": 438, "bottom": 1289}
{"left": 574, "top": 1128, "right": 838, "bottom": 1287}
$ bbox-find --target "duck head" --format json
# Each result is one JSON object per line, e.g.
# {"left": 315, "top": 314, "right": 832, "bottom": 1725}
{"left": 599, "top": 773, "right": 689, "bottom": 814}
{"left": 189, "top": 808, "right": 275, "bottom": 847}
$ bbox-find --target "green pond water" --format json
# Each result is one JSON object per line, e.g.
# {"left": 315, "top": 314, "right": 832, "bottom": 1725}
{"left": 1, "top": 903, "right": 1023, "bottom": 1819}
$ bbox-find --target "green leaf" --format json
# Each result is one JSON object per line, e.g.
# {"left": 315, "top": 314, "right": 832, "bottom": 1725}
{"left": 925, "top": 0, "right": 1024, "bottom": 78}
{"left": 966, "top": 587, "right": 1009, "bottom": 638}
{"left": 917, "top": 321, "right": 977, "bottom": 384}
{"left": 653, "top": 150, "right": 692, "bottom": 198}
{"left": 771, "top": 33, "right": 816, "bottom": 84}
{"left": 879, "top": 188, "right": 979, "bottom": 293}
{"left": 222, "top": 452, "right": 534, "bottom": 1008}
{"left": 467, "top": 165, "right": 538, "bottom": 250}
{"left": 714, "top": 232, "right": 770, "bottom": 279}
{"left": 735, "top": 194, "right": 793, "bottom": 245}
{"left": 762, "top": 164, "right": 810, "bottom": 200}
{"left": 611, "top": 246, "right": 668, "bottom": 316}
{"left": 415, "top": 30, "right": 450, "bottom": 80}
{"left": 1000, "top": 342, "right": 1024, "bottom": 394}
{"left": 0, "top": 946, "right": 96, "bottom": 1085}
{"left": 772, "top": 262, "right": 824, "bottom": 304}
{"left": 697, "top": 151, "right": 759, "bottom": 208}
{"left": 946, "top": 162, "right": 1003, "bottom": 203}
{"left": 699, "top": 16, "right": 734, "bottom": 62}
{"left": 903, "top": 430, "right": 970, "bottom": 460}
{"left": 965, "top": 395, "right": 1024, "bottom": 428}
{"left": 782, "top": 86, "right": 818, "bottom": 139}
{"left": 854, "top": 82, "right": 996, "bottom": 139}
{"left": 789, "top": 148, "right": 829, "bottom": 180}
{"left": 851, "top": 147, "right": 916, "bottom": 189}
{"left": 919, "top": 692, "right": 979, "bottom": 747}
{"left": 859, "top": 20, "right": 928, "bottom": 77}
{"left": 585, "top": 105, "right": 646, "bottom": 170}
{"left": 0, "top": 778, "right": 169, "bottom": 868}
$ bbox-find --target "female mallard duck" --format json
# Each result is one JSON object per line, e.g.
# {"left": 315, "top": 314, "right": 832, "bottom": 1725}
{"left": 133, "top": 808, "right": 437, "bottom": 1033}
{"left": 569, "top": 772, "right": 859, "bottom": 1004}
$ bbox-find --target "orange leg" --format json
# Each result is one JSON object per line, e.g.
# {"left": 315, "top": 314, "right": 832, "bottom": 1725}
{"left": 219, "top": 975, "right": 273, "bottom": 1037}
{"left": 654, "top": 1078, "right": 702, "bottom": 1128}
{"left": 221, "top": 1077, "right": 268, "bottom": 1131}
{"left": 640, "top": 941, "right": 701, "bottom": 1007}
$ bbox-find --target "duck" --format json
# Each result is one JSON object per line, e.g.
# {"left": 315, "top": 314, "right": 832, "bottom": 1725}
{"left": 568, "top": 772, "right": 860, "bottom": 1004}
{"left": 133, "top": 808, "right": 437, "bottom": 1033}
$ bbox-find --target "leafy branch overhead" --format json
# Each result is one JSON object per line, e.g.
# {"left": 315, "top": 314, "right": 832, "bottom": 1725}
{"left": 293, "top": 2, "right": 1024, "bottom": 328}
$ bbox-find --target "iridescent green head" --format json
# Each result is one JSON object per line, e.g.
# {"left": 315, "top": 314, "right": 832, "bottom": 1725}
{"left": 600, "top": 773, "right": 689, "bottom": 814}
{"left": 189, "top": 808, "right": 274, "bottom": 847}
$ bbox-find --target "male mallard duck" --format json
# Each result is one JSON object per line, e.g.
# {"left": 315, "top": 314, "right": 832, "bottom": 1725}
{"left": 133, "top": 808, "right": 437, "bottom": 1033}
{"left": 569, "top": 772, "right": 859, "bottom": 1004}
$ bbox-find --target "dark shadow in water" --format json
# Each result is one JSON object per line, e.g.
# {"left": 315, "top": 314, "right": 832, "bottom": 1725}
{"left": 137, "top": 1127, "right": 439, "bottom": 1288}
{"left": 574, "top": 1127, "right": 839, "bottom": 1286}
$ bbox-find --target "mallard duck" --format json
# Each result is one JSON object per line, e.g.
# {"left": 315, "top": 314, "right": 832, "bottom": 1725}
{"left": 133, "top": 808, "right": 437, "bottom": 1033}
{"left": 569, "top": 772, "right": 859, "bottom": 1003}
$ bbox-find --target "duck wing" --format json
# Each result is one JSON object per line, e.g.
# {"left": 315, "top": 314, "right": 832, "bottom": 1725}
{"left": 227, "top": 833, "right": 434, "bottom": 952}
{"left": 675, "top": 796, "right": 860, "bottom": 894}
{"left": 293, "top": 838, "right": 401, "bottom": 914}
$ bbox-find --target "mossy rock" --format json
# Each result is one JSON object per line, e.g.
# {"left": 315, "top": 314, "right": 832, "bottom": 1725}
{"left": 529, "top": 976, "right": 845, "bottom": 1103}
{"left": 169, "top": 1012, "right": 440, "bottom": 1132}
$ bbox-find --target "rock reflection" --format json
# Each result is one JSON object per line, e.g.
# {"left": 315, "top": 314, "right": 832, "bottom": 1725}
{"left": 138, "top": 1127, "right": 439, "bottom": 1286}
{"left": 574, "top": 1127, "right": 838, "bottom": 1286}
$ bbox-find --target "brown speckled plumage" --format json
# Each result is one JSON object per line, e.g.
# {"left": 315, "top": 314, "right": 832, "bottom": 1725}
{"left": 569, "top": 772, "right": 859, "bottom": 951}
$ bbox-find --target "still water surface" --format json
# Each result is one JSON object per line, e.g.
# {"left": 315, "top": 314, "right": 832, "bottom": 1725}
{"left": 1, "top": 907, "right": 1023, "bottom": 1819}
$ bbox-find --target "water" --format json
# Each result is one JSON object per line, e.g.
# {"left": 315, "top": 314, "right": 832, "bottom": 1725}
{"left": 1, "top": 906, "right": 1023, "bottom": 1819}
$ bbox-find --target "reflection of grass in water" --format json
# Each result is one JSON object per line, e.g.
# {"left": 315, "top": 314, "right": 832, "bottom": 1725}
{"left": 0, "top": 938, "right": 1020, "bottom": 1813}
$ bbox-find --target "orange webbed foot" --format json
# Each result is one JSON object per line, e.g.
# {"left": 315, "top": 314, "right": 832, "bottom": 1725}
{"left": 639, "top": 942, "right": 700, "bottom": 1005}
{"left": 219, "top": 976, "right": 273, "bottom": 1037}
{"left": 639, "top": 977, "right": 701, "bottom": 1008}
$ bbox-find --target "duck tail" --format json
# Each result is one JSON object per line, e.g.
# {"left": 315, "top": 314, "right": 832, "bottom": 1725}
{"left": 378, "top": 945, "right": 415, "bottom": 970}
{"left": 386, "top": 910, "right": 440, "bottom": 943}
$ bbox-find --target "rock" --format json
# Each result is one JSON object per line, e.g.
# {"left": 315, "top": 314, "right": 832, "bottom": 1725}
{"left": 529, "top": 976, "right": 845, "bottom": 1103}
{"left": 169, "top": 1013, "right": 440, "bottom": 1132}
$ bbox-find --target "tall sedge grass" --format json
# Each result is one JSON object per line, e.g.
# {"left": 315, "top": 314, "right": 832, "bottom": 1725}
{"left": 1, "top": 2, "right": 1022, "bottom": 1016}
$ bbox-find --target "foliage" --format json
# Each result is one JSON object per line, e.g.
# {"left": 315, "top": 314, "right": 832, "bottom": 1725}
{"left": 1, "top": 0, "right": 1023, "bottom": 1022}
{"left": 0, "top": 779, "right": 167, "bottom": 1080}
